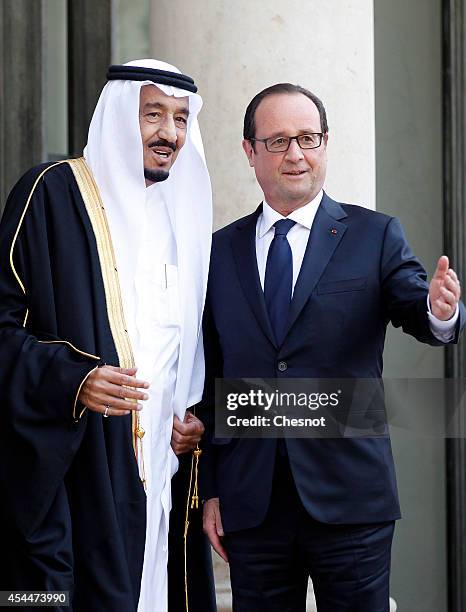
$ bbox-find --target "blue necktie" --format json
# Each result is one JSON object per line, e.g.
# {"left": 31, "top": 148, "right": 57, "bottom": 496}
{"left": 264, "top": 219, "right": 296, "bottom": 345}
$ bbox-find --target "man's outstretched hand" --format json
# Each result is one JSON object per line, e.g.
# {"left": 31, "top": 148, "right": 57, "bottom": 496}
{"left": 203, "top": 497, "right": 228, "bottom": 562}
{"left": 429, "top": 256, "right": 461, "bottom": 321}
{"left": 171, "top": 411, "right": 205, "bottom": 455}
{"left": 78, "top": 366, "right": 149, "bottom": 416}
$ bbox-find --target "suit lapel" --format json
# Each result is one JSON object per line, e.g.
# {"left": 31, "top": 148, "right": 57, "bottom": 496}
{"left": 285, "top": 193, "right": 348, "bottom": 338}
{"left": 231, "top": 205, "right": 277, "bottom": 348}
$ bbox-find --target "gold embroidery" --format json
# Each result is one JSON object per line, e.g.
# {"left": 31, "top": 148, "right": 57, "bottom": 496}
{"left": 38, "top": 339, "right": 100, "bottom": 362}
{"left": 183, "top": 403, "right": 204, "bottom": 611}
{"left": 9, "top": 161, "right": 68, "bottom": 328}
{"left": 67, "top": 159, "right": 142, "bottom": 465}
{"left": 73, "top": 365, "right": 99, "bottom": 419}
{"left": 8, "top": 162, "right": 101, "bottom": 420}
{"left": 190, "top": 447, "right": 202, "bottom": 509}
{"left": 37, "top": 341, "right": 100, "bottom": 421}
{"left": 184, "top": 449, "right": 196, "bottom": 612}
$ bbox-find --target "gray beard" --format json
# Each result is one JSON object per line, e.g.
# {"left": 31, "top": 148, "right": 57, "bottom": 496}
{"left": 144, "top": 168, "right": 170, "bottom": 183}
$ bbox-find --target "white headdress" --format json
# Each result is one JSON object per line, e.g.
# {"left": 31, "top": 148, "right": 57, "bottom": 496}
{"left": 83, "top": 59, "right": 212, "bottom": 414}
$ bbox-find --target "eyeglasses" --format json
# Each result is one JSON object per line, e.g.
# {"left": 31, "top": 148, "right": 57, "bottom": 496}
{"left": 250, "top": 133, "right": 324, "bottom": 153}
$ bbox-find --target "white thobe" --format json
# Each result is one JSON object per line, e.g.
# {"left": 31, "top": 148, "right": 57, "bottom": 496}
{"left": 133, "top": 191, "right": 180, "bottom": 612}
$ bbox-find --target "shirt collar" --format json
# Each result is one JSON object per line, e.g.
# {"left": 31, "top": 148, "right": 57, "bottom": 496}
{"left": 257, "top": 189, "right": 324, "bottom": 239}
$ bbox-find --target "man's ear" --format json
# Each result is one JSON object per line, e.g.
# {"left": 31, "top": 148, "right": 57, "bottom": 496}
{"left": 242, "top": 139, "right": 255, "bottom": 167}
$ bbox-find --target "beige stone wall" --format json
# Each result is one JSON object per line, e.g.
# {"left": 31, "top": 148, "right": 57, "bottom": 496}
{"left": 149, "top": 0, "right": 375, "bottom": 230}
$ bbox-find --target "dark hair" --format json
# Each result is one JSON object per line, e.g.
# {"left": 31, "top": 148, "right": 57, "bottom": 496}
{"left": 243, "top": 83, "right": 328, "bottom": 143}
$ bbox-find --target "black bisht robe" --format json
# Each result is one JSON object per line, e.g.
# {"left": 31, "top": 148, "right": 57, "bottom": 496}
{"left": 0, "top": 161, "right": 216, "bottom": 611}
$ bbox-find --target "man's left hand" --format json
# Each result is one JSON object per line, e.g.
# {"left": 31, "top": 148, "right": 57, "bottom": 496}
{"left": 171, "top": 411, "right": 205, "bottom": 455}
{"left": 429, "top": 255, "right": 461, "bottom": 321}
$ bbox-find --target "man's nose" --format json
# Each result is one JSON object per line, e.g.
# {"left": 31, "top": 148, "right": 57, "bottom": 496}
{"left": 158, "top": 116, "right": 177, "bottom": 144}
{"left": 284, "top": 138, "right": 304, "bottom": 162}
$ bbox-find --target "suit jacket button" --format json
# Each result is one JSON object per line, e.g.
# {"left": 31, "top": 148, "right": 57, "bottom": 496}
{"left": 278, "top": 361, "right": 288, "bottom": 372}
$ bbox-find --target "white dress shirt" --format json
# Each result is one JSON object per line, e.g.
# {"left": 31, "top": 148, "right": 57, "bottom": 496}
{"left": 255, "top": 191, "right": 457, "bottom": 342}
{"left": 256, "top": 191, "right": 322, "bottom": 293}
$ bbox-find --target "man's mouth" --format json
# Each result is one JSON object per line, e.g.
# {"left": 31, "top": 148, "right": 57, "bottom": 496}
{"left": 151, "top": 148, "right": 174, "bottom": 162}
{"left": 152, "top": 147, "right": 173, "bottom": 157}
{"left": 283, "top": 169, "right": 307, "bottom": 176}
{"left": 148, "top": 140, "right": 177, "bottom": 164}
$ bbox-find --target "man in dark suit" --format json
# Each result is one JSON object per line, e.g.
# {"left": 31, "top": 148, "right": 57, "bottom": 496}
{"left": 200, "top": 83, "right": 463, "bottom": 612}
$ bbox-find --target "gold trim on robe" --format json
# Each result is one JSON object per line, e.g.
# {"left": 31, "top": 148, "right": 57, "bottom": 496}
{"left": 67, "top": 158, "right": 143, "bottom": 461}
{"left": 8, "top": 162, "right": 101, "bottom": 420}
{"left": 7, "top": 157, "right": 204, "bottom": 609}
{"left": 9, "top": 161, "right": 68, "bottom": 328}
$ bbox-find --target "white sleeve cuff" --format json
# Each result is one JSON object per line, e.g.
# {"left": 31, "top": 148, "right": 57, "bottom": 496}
{"left": 427, "top": 295, "right": 458, "bottom": 342}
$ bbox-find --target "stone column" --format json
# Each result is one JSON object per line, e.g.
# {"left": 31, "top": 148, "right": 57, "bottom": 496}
{"left": 67, "top": 0, "right": 111, "bottom": 156}
{"left": 149, "top": 0, "right": 375, "bottom": 229}
{"left": 0, "top": 0, "right": 45, "bottom": 211}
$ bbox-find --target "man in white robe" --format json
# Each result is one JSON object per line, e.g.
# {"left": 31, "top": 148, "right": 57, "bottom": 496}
{"left": 0, "top": 58, "right": 213, "bottom": 612}
{"left": 81, "top": 59, "right": 213, "bottom": 611}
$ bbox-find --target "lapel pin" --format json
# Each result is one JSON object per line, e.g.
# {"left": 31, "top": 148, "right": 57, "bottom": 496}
{"left": 330, "top": 228, "right": 338, "bottom": 235}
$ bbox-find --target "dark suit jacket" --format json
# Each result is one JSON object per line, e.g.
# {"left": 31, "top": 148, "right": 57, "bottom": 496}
{"left": 200, "top": 193, "right": 465, "bottom": 533}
